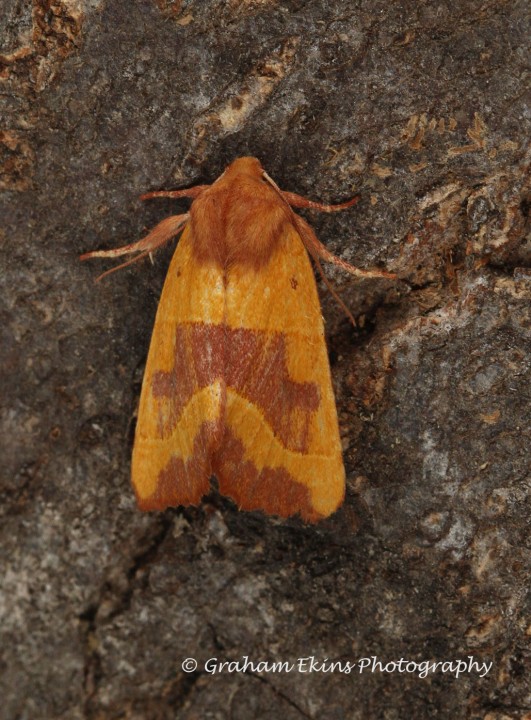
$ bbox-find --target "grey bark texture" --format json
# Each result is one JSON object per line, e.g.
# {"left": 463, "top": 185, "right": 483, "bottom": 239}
{"left": 1, "top": 1, "right": 529, "bottom": 718}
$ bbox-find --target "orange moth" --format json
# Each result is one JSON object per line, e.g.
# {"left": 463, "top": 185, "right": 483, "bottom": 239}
{"left": 81, "top": 157, "right": 394, "bottom": 522}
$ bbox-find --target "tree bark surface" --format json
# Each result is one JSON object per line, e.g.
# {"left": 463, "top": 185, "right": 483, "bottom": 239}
{"left": 0, "top": 1, "right": 529, "bottom": 718}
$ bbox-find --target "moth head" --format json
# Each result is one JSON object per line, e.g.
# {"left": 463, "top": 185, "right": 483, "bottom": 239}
{"left": 222, "top": 156, "right": 264, "bottom": 181}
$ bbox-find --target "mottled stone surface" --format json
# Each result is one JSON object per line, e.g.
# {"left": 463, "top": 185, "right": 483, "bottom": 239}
{"left": 1, "top": 1, "right": 529, "bottom": 718}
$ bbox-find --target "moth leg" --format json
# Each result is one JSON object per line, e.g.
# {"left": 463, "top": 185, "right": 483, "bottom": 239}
{"left": 294, "top": 215, "right": 396, "bottom": 280}
{"left": 140, "top": 185, "right": 209, "bottom": 201}
{"left": 281, "top": 190, "right": 360, "bottom": 213}
{"left": 263, "top": 171, "right": 359, "bottom": 213}
{"left": 80, "top": 213, "right": 189, "bottom": 281}
{"left": 288, "top": 215, "right": 395, "bottom": 327}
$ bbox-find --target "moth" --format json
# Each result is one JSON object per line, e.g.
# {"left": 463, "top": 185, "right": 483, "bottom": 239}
{"left": 82, "top": 157, "right": 394, "bottom": 521}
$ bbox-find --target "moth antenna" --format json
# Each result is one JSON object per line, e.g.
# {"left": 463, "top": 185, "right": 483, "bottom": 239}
{"left": 310, "top": 253, "right": 357, "bottom": 327}
{"left": 263, "top": 171, "right": 393, "bottom": 325}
